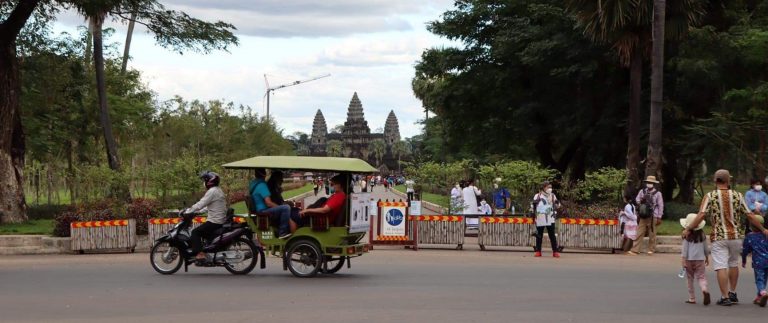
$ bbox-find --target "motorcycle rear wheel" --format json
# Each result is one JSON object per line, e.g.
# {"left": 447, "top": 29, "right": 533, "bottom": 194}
{"left": 150, "top": 241, "right": 183, "bottom": 275}
{"left": 224, "top": 237, "right": 258, "bottom": 275}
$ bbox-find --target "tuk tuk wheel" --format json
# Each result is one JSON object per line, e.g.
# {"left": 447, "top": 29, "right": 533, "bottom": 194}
{"left": 286, "top": 239, "right": 322, "bottom": 278}
{"left": 322, "top": 256, "right": 346, "bottom": 274}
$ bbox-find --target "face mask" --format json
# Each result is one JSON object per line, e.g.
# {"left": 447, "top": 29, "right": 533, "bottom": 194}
{"left": 646, "top": 184, "right": 654, "bottom": 189}
{"left": 493, "top": 183, "right": 499, "bottom": 189}
{"left": 755, "top": 185, "right": 763, "bottom": 191}
{"left": 480, "top": 201, "right": 487, "bottom": 205}
{"left": 545, "top": 188, "right": 553, "bottom": 194}
{"left": 455, "top": 185, "right": 460, "bottom": 189}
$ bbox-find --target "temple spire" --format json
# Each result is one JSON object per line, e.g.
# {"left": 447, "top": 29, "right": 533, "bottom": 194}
{"left": 346, "top": 92, "right": 365, "bottom": 122}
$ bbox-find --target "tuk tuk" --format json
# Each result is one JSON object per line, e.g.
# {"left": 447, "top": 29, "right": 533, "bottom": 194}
{"left": 223, "top": 156, "right": 376, "bottom": 277}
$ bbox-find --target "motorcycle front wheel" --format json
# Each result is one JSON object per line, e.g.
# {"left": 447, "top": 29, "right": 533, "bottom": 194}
{"left": 150, "top": 241, "right": 183, "bottom": 275}
{"left": 223, "top": 237, "right": 258, "bottom": 275}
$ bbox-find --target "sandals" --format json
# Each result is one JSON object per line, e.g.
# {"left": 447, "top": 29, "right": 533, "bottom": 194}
{"left": 703, "top": 291, "right": 710, "bottom": 306}
{"left": 685, "top": 299, "right": 696, "bottom": 304}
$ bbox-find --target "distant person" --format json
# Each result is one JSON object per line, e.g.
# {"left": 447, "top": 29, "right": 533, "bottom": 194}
{"left": 629, "top": 176, "right": 664, "bottom": 255}
{"left": 680, "top": 213, "right": 711, "bottom": 305}
{"left": 492, "top": 178, "right": 510, "bottom": 215}
{"left": 361, "top": 178, "right": 368, "bottom": 193}
{"left": 313, "top": 179, "right": 319, "bottom": 196}
{"left": 746, "top": 179, "right": 768, "bottom": 216}
{"left": 619, "top": 193, "right": 638, "bottom": 253}
{"left": 683, "top": 169, "right": 767, "bottom": 306}
{"left": 451, "top": 182, "right": 464, "bottom": 215}
{"left": 462, "top": 179, "right": 482, "bottom": 229}
{"left": 249, "top": 168, "right": 292, "bottom": 239}
{"left": 324, "top": 177, "right": 330, "bottom": 195}
{"left": 479, "top": 198, "right": 492, "bottom": 215}
{"left": 532, "top": 181, "right": 560, "bottom": 258}
{"left": 742, "top": 215, "right": 768, "bottom": 307}
{"left": 405, "top": 179, "right": 415, "bottom": 201}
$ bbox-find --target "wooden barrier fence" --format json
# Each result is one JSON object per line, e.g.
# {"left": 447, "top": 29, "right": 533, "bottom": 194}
{"left": 70, "top": 219, "right": 137, "bottom": 253}
{"left": 478, "top": 217, "right": 536, "bottom": 250}
{"left": 557, "top": 219, "right": 621, "bottom": 251}
{"left": 410, "top": 215, "right": 465, "bottom": 249}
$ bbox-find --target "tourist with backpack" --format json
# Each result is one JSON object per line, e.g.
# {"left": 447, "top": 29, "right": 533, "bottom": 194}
{"left": 628, "top": 176, "right": 664, "bottom": 255}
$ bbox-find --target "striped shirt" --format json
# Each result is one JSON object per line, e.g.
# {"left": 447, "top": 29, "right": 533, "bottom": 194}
{"left": 699, "top": 189, "right": 749, "bottom": 241}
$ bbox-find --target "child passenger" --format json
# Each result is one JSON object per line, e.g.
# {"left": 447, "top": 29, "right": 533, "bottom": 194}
{"left": 680, "top": 213, "right": 710, "bottom": 305}
{"left": 742, "top": 214, "right": 768, "bottom": 307}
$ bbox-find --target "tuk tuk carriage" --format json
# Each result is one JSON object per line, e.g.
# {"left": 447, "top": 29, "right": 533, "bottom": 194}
{"left": 222, "top": 156, "right": 376, "bottom": 277}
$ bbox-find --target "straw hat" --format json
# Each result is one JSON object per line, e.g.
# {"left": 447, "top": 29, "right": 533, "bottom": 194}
{"left": 644, "top": 176, "right": 660, "bottom": 184}
{"left": 680, "top": 213, "right": 705, "bottom": 231}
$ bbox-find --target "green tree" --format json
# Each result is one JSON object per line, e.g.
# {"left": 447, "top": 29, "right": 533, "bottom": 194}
{"left": 326, "top": 140, "right": 343, "bottom": 157}
{"left": 369, "top": 139, "right": 386, "bottom": 166}
{"left": 391, "top": 140, "right": 410, "bottom": 172}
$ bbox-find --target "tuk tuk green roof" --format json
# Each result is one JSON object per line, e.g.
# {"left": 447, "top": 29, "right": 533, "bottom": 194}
{"left": 222, "top": 156, "right": 378, "bottom": 173}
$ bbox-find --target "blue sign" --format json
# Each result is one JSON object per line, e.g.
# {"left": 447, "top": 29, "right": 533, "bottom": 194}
{"left": 385, "top": 209, "right": 404, "bottom": 226}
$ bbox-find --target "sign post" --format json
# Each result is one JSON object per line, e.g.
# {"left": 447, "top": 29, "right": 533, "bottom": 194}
{"left": 369, "top": 199, "right": 417, "bottom": 250}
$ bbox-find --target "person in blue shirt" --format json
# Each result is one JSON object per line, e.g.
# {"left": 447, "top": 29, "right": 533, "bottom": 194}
{"left": 742, "top": 215, "right": 768, "bottom": 307}
{"left": 492, "top": 178, "right": 510, "bottom": 215}
{"left": 746, "top": 179, "right": 768, "bottom": 216}
{"left": 249, "top": 168, "right": 292, "bottom": 239}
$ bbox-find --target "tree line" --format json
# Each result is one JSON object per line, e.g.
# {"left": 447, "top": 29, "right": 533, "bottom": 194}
{"left": 410, "top": 0, "right": 768, "bottom": 204}
{"left": 1, "top": 0, "right": 292, "bottom": 223}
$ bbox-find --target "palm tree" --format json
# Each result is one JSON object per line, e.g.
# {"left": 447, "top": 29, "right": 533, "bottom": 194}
{"left": 568, "top": 0, "right": 650, "bottom": 192}
{"left": 326, "top": 140, "right": 343, "bottom": 157}
{"left": 392, "top": 140, "right": 411, "bottom": 172}
{"left": 568, "top": 0, "right": 704, "bottom": 190}
{"left": 369, "top": 139, "right": 386, "bottom": 166}
{"left": 646, "top": 0, "right": 666, "bottom": 180}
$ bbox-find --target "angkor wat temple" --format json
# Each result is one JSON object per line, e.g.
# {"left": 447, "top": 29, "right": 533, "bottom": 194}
{"left": 309, "top": 92, "right": 400, "bottom": 172}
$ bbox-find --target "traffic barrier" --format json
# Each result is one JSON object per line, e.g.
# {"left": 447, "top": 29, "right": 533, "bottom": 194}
{"left": 478, "top": 217, "right": 536, "bottom": 250}
{"left": 369, "top": 200, "right": 417, "bottom": 250}
{"left": 70, "top": 219, "right": 137, "bottom": 253}
{"left": 148, "top": 217, "right": 246, "bottom": 241}
{"left": 409, "top": 215, "right": 465, "bottom": 249}
{"left": 557, "top": 219, "right": 621, "bottom": 251}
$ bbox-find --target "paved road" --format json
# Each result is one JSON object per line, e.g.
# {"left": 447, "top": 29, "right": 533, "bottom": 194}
{"left": 1, "top": 249, "right": 766, "bottom": 323}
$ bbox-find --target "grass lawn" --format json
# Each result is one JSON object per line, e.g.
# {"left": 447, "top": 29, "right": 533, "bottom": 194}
{"left": 231, "top": 184, "right": 314, "bottom": 214}
{"left": 394, "top": 185, "right": 450, "bottom": 209}
{"left": 0, "top": 219, "right": 54, "bottom": 235}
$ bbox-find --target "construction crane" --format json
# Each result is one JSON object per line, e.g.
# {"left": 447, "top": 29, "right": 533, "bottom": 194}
{"left": 264, "top": 73, "right": 331, "bottom": 120}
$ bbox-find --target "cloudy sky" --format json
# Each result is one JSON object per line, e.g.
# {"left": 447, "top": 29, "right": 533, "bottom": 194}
{"left": 54, "top": 0, "right": 455, "bottom": 138}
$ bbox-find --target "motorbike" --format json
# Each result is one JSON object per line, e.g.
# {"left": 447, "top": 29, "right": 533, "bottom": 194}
{"left": 149, "top": 209, "right": 265, "bottom": 275}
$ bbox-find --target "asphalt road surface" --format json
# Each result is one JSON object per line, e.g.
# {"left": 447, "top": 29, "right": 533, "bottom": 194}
{"left": 1, "top": 247, "right": 766, "bottom": 323}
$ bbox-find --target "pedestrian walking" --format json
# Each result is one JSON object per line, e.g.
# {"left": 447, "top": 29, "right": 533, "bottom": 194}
{"left": 532, "top": 181, "right": 560, "bottom": 258}
{"left": 682, "top": 169, "right": 768, "bottom": 306}
{"left": 619, "top": 193, "right": 638, "bottom": 253}
{"left": 742, "top": 214, "right": 768, "bottom": 307}
{"left": 629, "top": 176, "right": 664, "bottom": 255}
{"left": 324, "top": 177, "right": 330, "bottom": 195}
{"left": 313, "top": 179, "right": 319, "bottom": 196}
{"left": 680, "top": 213, "right": 711, "bottom": 305}
{"left": 405, "top": 179, "right": 415, "bottom": 202}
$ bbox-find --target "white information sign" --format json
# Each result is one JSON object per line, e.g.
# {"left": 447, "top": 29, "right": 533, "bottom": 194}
{"left": 349, "top": 193, "right": 371, "bottom": 234}
{"left": 380, "top": 206, "right": 407, "bottom": 236}
{"left": 409, "top": 201, "right": 422, "bottom": 216}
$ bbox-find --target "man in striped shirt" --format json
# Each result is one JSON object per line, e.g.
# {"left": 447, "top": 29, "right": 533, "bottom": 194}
{"left": 683, "top": 169, "right": 768, "bottom": 306}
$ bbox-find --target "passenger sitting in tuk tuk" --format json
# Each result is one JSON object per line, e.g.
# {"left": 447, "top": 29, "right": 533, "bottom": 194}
{"left": 249, "top": 168, "right": 292, "bottom": 239}
{"left": 295, "top": 174, "right": 347, "bottom": 232}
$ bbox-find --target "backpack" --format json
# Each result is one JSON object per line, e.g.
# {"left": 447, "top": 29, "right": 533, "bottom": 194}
{"left": 637, "top": 190, "right": 654, "bottom": 219}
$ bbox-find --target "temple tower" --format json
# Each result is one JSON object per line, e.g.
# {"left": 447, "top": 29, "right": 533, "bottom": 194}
{"left": 384, "top": 110, "right": 400, "bottom": 146}
{"left": 310, "top": 109, "right": 327, "bottom": 155}
{"left": 342, "top": 92, "right": 371, "bottom": 159}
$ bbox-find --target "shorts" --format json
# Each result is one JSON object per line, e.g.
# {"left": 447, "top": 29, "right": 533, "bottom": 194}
{"left": 711, "top": 239, "right": 743, "bottom": 271}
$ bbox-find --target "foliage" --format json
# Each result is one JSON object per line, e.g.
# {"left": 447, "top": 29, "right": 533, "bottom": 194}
{"left": 27, "top": 204, "right": 70, "bottom": 220}
{"left": 53, "top": 199, "right": 122, "bottom": 237}
{"left": 477, "top": 161, "right": 558, "bottom": 208}
{"left": 664, "top": 201, "right": 699, "bottom": 221}
{"left": 326, "top": 140, "right": 343, "bottom": 157}
{"left": 0, "top": 219, "right": 55, "bottom": 235}
{"left": 125, "top": 198, "right": 160, "bottom": 235}
{"left": 403, "top": 159, "right": 473, "bottom": 195}
{"left": 558, "top": 201, "right": 620, "bottom": 220}
{"left": 571, "top": 167, "right": 627, "bottom": 204}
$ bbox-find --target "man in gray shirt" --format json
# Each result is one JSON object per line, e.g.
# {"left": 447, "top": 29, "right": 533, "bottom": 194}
{"left": 186, "top": 171, "right": 228, "bottom": 261}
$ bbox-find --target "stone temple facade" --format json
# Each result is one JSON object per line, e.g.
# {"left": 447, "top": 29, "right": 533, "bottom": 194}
{"left": 309, "top": 92, "right": 400, "bottom": 171}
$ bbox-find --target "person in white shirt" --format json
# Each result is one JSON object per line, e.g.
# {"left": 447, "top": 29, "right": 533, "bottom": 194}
{"left": 405, "top": 179, "right": 415, "bottom": 201}
{"left": 185, "top": 171, "right": 228, "bottom": 261}
{"left": 479, "top": 199, "right": 492, "bottom": 215}
{"left": 532, "top": 181, "right": 560, "bottom": 258}
{"left": 462, "top": 179, "right": 482, "bottom": 228}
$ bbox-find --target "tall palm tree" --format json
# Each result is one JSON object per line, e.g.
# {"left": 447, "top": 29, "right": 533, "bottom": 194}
{"left": 326, "top": 140, "right": 343, "bottom": 157}
{"left": 568, "top": 0, "right": 704, "bottom": 189}
{"left": 568, "top": 0, "right": 651, "bottom": 192}
{"left": 646, "top": 0, "right": 666, "bottom": 180}
{"left": 369, "top": 139, "right": 386, "bottom": 167}
{"left": 391, "top": 140, "right": 411, "bottom": 172}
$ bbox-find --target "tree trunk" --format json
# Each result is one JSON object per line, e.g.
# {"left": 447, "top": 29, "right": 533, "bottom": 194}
{"left": 120, "top": 12, "right": 137, "bottom": 74}
{"left": 756, "top": 128, "right": 767, "bottom": 181}
{"left": 0, "top": 0, "right": 39, "bottom": 223}
{"left": 626, "top": 46, "right": 643, "bottom": 193}
{"left": 84, "top": 18, "right": 93, "bottom": 65}
{"left": 92, "top": 16, "right": 130, "bottom": 201}
{"left": 645, "top": 0, "right": 666, "bottom": 181}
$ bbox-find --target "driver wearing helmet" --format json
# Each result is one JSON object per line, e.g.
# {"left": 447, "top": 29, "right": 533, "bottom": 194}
{"left": 186, "top": 171, "right": 228, "bottom": 261}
